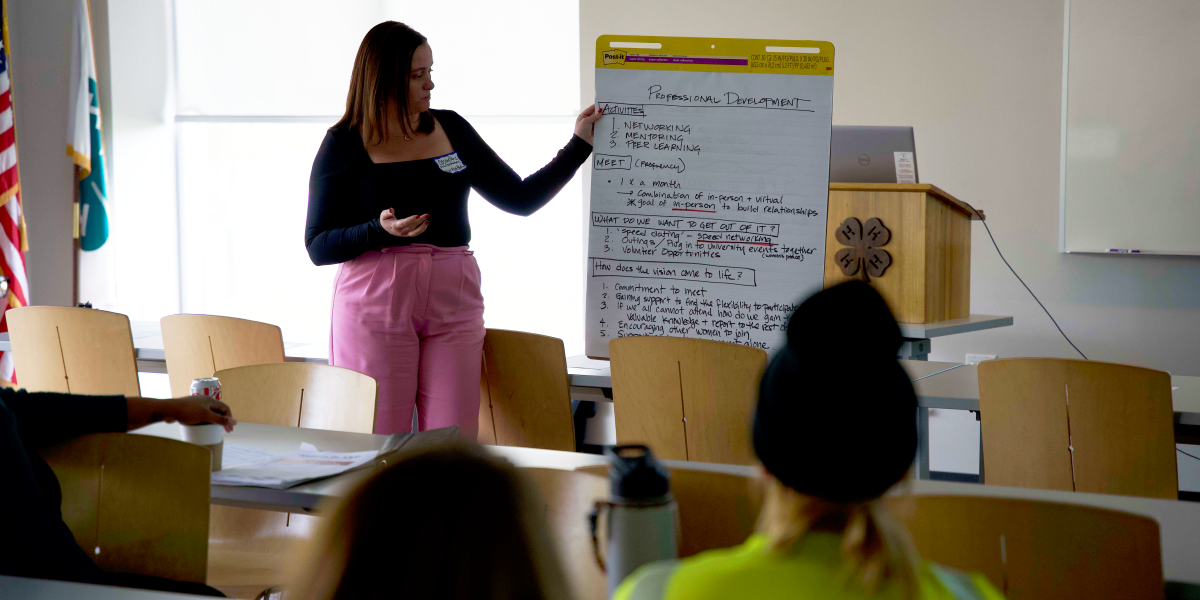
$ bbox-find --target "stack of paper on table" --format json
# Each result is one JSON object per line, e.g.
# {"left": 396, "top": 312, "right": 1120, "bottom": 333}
{"left": 213, "top": 442, "right": 378, "bottom": 489}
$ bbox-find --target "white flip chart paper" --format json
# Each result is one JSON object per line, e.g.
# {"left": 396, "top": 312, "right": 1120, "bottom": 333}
{"left": 586, "top": 36, "right": 835, "bottom": 357}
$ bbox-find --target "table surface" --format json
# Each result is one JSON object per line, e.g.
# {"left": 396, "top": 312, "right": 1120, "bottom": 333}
{"left": 0, "top": 317, "right": 1026, "bottom": 395}
{"left": 135, "top": 422, "right": 387, "bottom": 513}
{"left": 11, "top": 313, "right": 1189, "bottom": 419}
{"left": 133, "top": 421, "right": 1199, "bottom": 584}
{"left": 134, "top": 422, "right": 747, "bottom": 512}
{"left": 0, "top": 576, "right": 216, "bottom": 600}
{"left": 0, "top": 314, "right": 1015, "bottom": 362}
{"left": 567, "top": 356, "right": 1200, "bottom": 422}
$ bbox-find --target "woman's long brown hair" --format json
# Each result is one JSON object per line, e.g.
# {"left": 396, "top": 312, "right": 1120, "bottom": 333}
{"left": 756, "top": 476, "right": 922, "bottom": 598}
{"left": 336, "top": 21, "right": 434, "bottom": 144}
{"left": 285, "top": 442, "right": 574, "bottom": 600}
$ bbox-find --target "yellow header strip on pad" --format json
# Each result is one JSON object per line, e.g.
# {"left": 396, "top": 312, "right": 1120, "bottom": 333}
{"left": 596, "top": 35, "right": 834, "bottom": 75}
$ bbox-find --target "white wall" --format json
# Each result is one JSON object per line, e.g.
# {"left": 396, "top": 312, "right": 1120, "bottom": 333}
{"left": 580, "top": 0, "right": 1200, "bottom": 377}
{"left": 580, "top": 0, "right": 1200, "bottom": 476}
{"left": 105, "top": 0, "right": 180, "bottom": 320}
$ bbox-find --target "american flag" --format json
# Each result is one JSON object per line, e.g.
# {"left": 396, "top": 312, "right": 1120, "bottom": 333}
{"left": 0, "top": 0, "right": 29, "bottom": 385}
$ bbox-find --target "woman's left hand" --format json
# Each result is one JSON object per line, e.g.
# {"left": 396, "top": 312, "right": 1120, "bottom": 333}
{"left": 574, "top": 104, "right": 603, "bottom": 146}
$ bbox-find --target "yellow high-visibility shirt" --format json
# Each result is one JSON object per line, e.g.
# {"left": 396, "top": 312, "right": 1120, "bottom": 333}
{"left": 614, "top": 534, "right": 1005, "bottom": 600}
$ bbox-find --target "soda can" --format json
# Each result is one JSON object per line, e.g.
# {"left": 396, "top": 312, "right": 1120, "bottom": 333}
{"left": 190, "top": 377, "right": 222, "bottom": 401}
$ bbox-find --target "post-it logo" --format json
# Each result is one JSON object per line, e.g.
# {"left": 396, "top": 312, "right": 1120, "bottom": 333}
{"left": 602, "top": 49, "right": 627, "bottom": 65}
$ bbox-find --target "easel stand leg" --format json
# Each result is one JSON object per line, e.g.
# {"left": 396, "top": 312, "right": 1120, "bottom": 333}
{"left": 916, "top": 407, "right": 930, "bottom": 479}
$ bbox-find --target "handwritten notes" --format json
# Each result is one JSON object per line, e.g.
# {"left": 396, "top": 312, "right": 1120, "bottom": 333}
{"left": 586, "top": 36, "right": 835, "bottom": 357}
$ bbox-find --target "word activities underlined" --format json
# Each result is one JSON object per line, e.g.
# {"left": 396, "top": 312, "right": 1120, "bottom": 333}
{"left": 585, "top": 37, "right": 835, "bottom": 357}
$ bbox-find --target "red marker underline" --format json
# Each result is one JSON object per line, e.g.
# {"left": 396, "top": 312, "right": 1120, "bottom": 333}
{"left": 695, "top": 240, "right": 776, "bottom": 246}
{"left": 671, "top": 208, "right": 717, "bottom": 213}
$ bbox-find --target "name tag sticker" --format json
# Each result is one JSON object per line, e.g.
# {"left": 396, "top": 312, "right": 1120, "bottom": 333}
{"left": 435, "top": 152, "right": 467, "bottom": 174}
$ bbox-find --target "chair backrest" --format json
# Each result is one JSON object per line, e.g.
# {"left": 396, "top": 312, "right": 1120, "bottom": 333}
{"left": 609, "top": 336, "right": 767, "bottom": 465}
{"left": 894, "top": 494, "right": 1164, "bottom": 599}
{"left": 524, "top": 468, "right": 610, "bottom": 600}
{"left": 576, "top": 464, "right": 763, "bottom": 559}
{"left": 205, "top": 363, "right": 377, "bottom": 590}
{"left": 977, "top": 357, "right": 1177, "bottom": 498}
{"left": 7, "top": 306, "right": 140, "bottom": 396}
{"left": 39, "top": 433, "right": 210, "bottom": 583}
{"left": 477, "top": 329, "right": 574, "bottom": 451}
{"left": 161, "top": 314, "right": 285, "bottom": 397}
{"left": 214, "top": 362, "right": 377, "bottom": 432}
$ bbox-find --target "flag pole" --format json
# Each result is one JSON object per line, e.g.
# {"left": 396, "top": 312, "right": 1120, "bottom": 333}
{"left": 73, "top": 171, "right": 80, "bottom": 306}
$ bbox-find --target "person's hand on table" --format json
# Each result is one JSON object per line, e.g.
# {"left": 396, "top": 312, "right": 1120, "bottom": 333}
{"left": 574, "top": 104, "right": 603, "bottom": 145}
{"left": 164, "top": 396, "right": 237, "bottom": 433}
{"left": 126, "top": 395, "right": 237, "bottom": 432}
{"left": 381, "top": 209, "right": 429, "bottom": 237}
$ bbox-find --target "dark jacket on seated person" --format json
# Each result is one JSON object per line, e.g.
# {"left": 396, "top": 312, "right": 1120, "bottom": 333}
{"left": 0, "top": 388, "right": 222, "bottom": 596}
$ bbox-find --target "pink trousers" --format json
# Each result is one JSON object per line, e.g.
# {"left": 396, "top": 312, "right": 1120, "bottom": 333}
{"left": 330, "top": 244, "right": 484, "bottom": 437}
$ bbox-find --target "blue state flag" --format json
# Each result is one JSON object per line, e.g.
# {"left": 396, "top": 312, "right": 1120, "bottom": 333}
{"left": 67, "top": 0, "right": 108, "bottom": 251}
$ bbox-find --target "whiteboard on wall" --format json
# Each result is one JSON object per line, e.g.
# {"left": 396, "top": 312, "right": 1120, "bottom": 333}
{"left": 1061, "top": 0, "right": 1200, "bottom": 255}
{"left": 584, "top": 35, "right": 835, "bottom": 358}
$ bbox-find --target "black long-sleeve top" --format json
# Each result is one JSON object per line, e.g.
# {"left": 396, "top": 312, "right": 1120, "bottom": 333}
{"left": 1, "top": 388, "right": 126, "bottom": 515}
{"left": 0, "top": 388, "right": 126, "bottom": 582}
{"left": 305, "top": 109, "right": 593, "bottom": 265}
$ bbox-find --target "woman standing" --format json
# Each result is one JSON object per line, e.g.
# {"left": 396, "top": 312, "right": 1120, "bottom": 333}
{"left": 306, "top": 21, "right": 600, "bottom": 436}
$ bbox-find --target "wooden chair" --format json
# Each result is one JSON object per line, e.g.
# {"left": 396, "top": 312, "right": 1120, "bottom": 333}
{"left": 6, "top": 306, "right": 140, "bottom": 396}
{"left": 477, "top": 329, "right": 575, "bottom": 451}
{"left": 977, "top": 358, "right": 1177, "bottom": 498}
{"left": 524, "top": 468, "right": 610, "bottom": 600}
{"left": 215, "top": 362, "right": 377, "bottom": 432}
{"left": 206, "top": 362, "right": 377, "bottom": 597}
{"left": 609, "top": 337, "right": 768, "bottom": 465}
{"left": 160, "top": 314, "right": 285, "bottom": 398}
{"left": 40, "top": 433, "right": 211, "bottom": 583}
{"left": 577, "top": 463, "right": 763, "bottom": 559}
{"left": 894, "top": 494, "right": 1163, "bottom": 599}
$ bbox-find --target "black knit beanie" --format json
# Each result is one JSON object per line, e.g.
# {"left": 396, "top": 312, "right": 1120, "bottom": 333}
{"left": 752, "top": 280, "right": 917, "bottom": 503}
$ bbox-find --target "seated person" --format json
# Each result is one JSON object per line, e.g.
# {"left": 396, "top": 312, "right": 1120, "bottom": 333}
{"left": 616, "top": 281, "right": 1004, "bottom": 600}
{"left": 286, "top": 441, "right": 572, "bottom": 600}
{"left": 0, "top": 386, "right": 235, "bottom": 596}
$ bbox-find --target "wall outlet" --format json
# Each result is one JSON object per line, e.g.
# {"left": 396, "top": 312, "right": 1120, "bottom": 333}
{"left": 965, "top": 353, "right": 997, "bottom": 365}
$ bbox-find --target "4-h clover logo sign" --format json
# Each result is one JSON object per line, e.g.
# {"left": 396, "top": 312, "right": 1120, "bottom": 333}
{"left": 834, "top": 217, "right": 892, "bottom": 281}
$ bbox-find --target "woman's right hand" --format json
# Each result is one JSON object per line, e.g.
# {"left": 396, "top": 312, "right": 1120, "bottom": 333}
{"left": 380, "top": 209, "right": 430, "bottom": 237}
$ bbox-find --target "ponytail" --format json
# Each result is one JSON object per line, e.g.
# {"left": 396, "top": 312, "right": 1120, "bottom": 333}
{"left": 756, "top": 478, "right": 922, "bottom": 598}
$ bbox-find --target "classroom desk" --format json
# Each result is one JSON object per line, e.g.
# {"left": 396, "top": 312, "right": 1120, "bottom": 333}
{"left": 0, "top": 576, "right": 217, "bottom": 600}
{"left": 0, "top": 314, "right": 1013, "bottom": 372}
{"left": 133, "top": 422, "right": 616, "bottom": 513}
{"left": 133, "top": 422, "right": 1200, "bottom": 585}
{"left": 566, "top": 356, "right": 1200, "bottom": 479}
{"left": 135, "top": 421, "right": 388, "bottom": 513}
{"left": 568, "top": 356, "right": 1200, "bottom": 420}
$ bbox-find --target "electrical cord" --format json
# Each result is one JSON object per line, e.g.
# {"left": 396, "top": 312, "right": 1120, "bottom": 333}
{"left": 1179, "top": 447, "right": 1200, "bottom": 462}
{"left": 910, "top": 363, "right": 967, "bottom": 382}
{"left": 961, "top": 202, "right": 1089, "bottom": 360}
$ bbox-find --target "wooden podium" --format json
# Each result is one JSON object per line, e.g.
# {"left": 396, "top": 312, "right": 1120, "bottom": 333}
{"left": 823, "top": 183, "right": 983, "bottom": 324}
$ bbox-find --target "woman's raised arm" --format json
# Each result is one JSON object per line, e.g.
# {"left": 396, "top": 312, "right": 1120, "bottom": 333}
{"left": 445, "top": 109, "right": 597, "bottom": 217}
